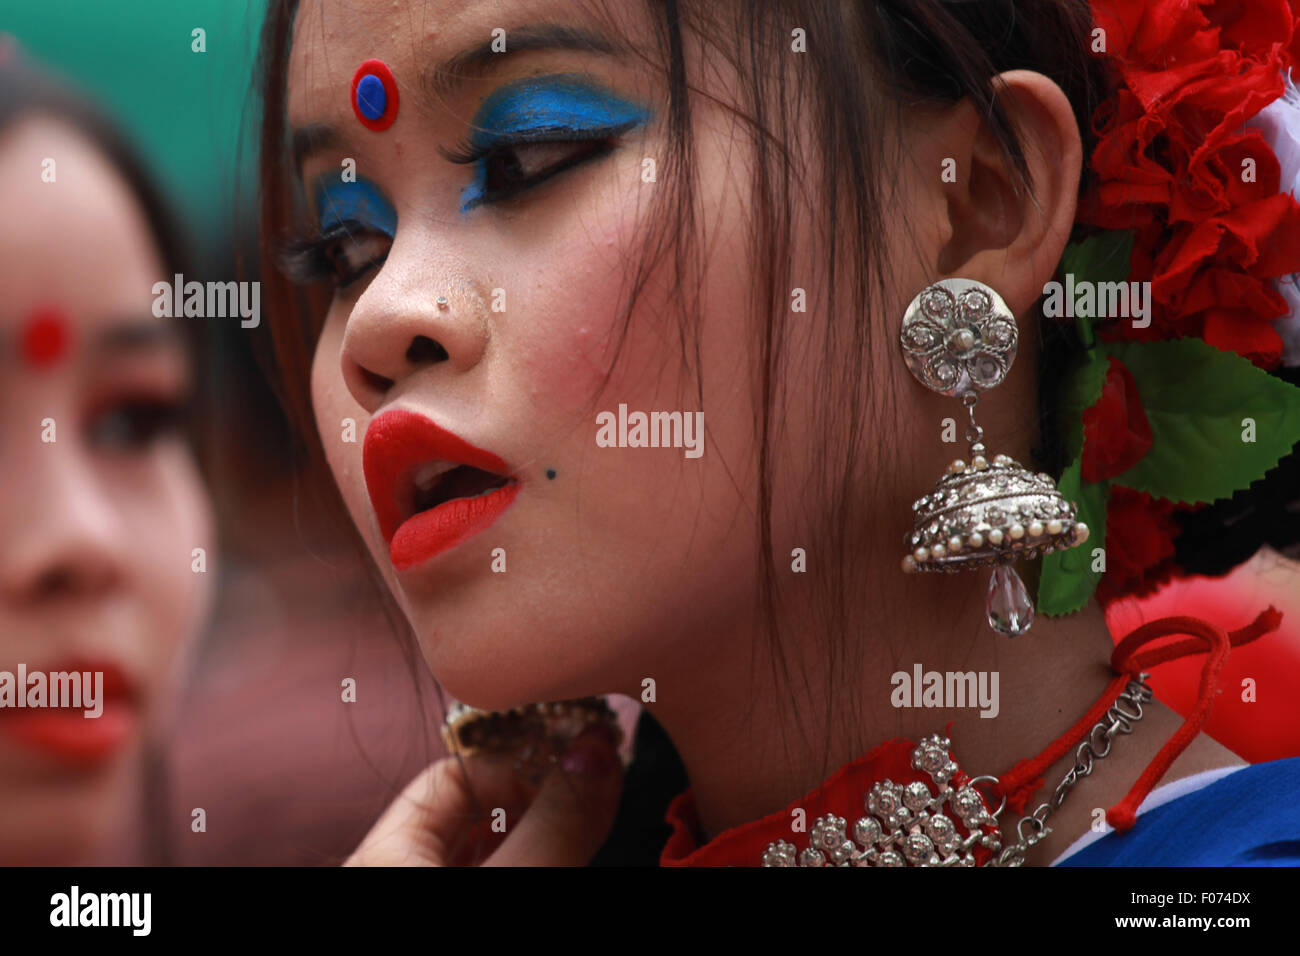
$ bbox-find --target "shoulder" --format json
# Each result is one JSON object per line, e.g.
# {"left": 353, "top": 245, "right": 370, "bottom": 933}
{"left": 1056, "top": 758, "right": 1300, "bottom": 867}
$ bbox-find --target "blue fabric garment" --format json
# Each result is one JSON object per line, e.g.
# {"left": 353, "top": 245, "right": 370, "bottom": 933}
{"left": 1057, "top": 757, "right": 1300, "bottom": 866}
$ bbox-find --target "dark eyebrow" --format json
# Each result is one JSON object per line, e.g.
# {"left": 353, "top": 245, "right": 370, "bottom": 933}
{"left": 422, "top": 22, "right": 627, "bottom": 102}
{"left": 294, "top": 122, "right": 340, "bottom": 172}
{"left": 291, "top": 22, "right": 627, "bottom": 172}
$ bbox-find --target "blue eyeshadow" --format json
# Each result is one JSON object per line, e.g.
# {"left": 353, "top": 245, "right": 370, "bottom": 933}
{"left": 460, "top": 74, "right": 652, "bottom": 212}
{"left": 470, "top": 75, "right": 651, "bottom": 146}
{"left": 313, "top": 177, "right": 397, "bottom": 237}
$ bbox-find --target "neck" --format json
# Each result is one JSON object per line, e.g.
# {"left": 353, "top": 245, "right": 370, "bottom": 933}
{"left": 649, "top": 562, "right": 1241, "bottom": 854}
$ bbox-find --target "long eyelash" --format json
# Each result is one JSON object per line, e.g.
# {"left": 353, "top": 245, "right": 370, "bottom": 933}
{"left": 122, "top": 396, "right": 192, "bottom": 436}
{"left": 438, "top": 120, "right": 641, "bottom": 167}
{"left": 276, "top": 231, "right": 328, "bottom": 284}
{"left": 275, "top": 225, "right": 352, "bottom": 284}
{"left": 281, "top": 131, "right": 639, "bottom": 284}
{"left": 439, "top": 137, "right": 493, "bottom": 166}
{"left": 88, "top": 394, "right": 193, "bottom": 450}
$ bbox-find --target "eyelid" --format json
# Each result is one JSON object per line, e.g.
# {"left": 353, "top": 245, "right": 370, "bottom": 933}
{"left": 457, "top": 137, "right": 619, "bottom": 214}
{"left": 466, "top": 74, "right": 653, "bottom": 149}
{"left": 87, "top": 353, "right": 192, "bottom": 398}
{"left": 452, "top": 76, "right": 653, "bottom": 214}
{"left": 312, "top": 177, "right": 398, "bottom": 237}
{"left": 440, "top": 118, "right": 639, "bottom": 167}
{"left": 277, "top": 222, "right": 391, "bottom": 289}
{"left": 84, "top": 391, "right": 192, "bottom": 450}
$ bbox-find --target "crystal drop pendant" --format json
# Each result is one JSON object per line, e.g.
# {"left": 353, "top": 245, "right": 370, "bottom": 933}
{"left": 987, "top": 564, "right": 1034, "bottom": 636}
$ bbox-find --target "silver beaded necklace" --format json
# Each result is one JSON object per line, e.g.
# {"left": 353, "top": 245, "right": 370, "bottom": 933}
{"left": 761, "top": 674, "right": 1154, "bottom": 866}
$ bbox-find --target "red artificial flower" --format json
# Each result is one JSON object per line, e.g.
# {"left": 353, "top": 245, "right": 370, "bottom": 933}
{"left": 1095, "top": 486, "right": 1181, "bottom": 605}
{"left": 1149, "top": 194, "right": 1300, "bottom": 365}
{"left": 1211, "top": 0, "right": 1300, "bottom": 59}
{"left": 1081, "top": 0, "right": 1300, "bottom": 367}
{"left": 1090, "top": 0, "right": 1218, "bottom": 66}
{"left": 1181, "top": 128, "right": 1282, "bottom": 223}
{"left": 1202, "top": 307, "right": 1286, "bottom": 365}
{"left": 1081, "top": 357, "right": 1154, "bottom": 482}
{"left": 1083, "top": 90, "right": 1173, "bottom": 230}
{"left": 1082, "top": 20, "right": 1294, "bottom": 230}
{"left": 1078, "top": 0, "right": 1300, "bottom": 604}
{"left": 1092, "top": 0, "right": 1296, "bottom": 83}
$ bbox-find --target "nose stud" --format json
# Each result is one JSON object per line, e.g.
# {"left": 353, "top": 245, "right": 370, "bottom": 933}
{"left": 436, "top": 296, "right": 449, "bottom": 311}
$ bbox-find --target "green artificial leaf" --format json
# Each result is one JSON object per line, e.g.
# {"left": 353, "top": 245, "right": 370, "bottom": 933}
{"left": 1037, "top": 457, "right": 1110, "bottom": 616}
{"left": 1059, "top": 230, "right": 1135, "bottom": 346}
{"left": 1060, "top": 230, "right": 1136, "bottom": 285}
{"left": 1058, "top": 349, "right": 1112, "bottom": 460}
{"left": 1103, "top": 339, "right": 1300, "bottom": 504}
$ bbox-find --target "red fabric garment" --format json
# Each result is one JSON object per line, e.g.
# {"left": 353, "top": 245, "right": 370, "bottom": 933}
{"left": 660, "top": 608, "right": 1282, "bottom": 866}
{"left": 660, "top": 736, "right": 1000, "bottom": 867}
{"left": 1106, "top": 571, "right": 1300, "bottom": 762}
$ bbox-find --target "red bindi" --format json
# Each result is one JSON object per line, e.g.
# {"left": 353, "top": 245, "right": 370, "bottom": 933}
{"left": 20, "top": 305, "right": 72, "bottom": 368}
{"left": 351, "top": 59, "right": 399, "bottom": 131}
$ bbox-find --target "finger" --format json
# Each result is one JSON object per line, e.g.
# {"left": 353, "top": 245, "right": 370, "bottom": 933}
{"left": 484, "top": 727, "right": 624, "bottom": 867}
{"left": 346, "top": 751, "right": 539, "bottom": 866}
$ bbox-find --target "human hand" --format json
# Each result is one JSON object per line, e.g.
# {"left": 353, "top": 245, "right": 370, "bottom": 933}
{"left": 344, "top": 726, "right": 624, "bottom": 866}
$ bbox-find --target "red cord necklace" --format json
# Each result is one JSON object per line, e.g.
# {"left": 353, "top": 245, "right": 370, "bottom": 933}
{"left": 660, "top": 607, "right": 1282, "bottom": 867}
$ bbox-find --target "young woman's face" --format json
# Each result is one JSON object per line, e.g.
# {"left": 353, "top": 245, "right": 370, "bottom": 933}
{"left": 0, "top": 117, "right": 214, "bottom": 863}
{"left": 290, "top": 0, "right": 848, "bottom": 709}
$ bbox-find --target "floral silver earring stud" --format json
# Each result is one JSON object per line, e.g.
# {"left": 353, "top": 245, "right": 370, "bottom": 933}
{"left": 898, "top": 279, "right": 1088, "bottom": 636}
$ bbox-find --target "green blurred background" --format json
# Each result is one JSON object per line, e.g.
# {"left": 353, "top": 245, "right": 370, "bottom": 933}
{"left": 4, "top": 0, "right": 266, "bottom": 257}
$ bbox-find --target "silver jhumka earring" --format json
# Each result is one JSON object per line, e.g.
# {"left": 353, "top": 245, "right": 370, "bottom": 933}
{"left": 898, "top": 279, "right": 1088, "bottom": 636}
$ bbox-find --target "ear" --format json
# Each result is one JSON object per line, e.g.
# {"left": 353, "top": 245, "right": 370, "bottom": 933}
{"left": 921, "top": 70, "right": 1083, "bottom": 319}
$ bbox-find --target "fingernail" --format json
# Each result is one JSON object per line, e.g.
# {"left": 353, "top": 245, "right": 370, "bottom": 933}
{"left": 559, "top": 731, "right": 618, "bottom": 776}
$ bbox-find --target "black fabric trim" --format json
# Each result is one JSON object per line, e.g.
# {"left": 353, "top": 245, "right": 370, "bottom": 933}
{"left": 589, "top": 710, "right": 688, "bottom": 866}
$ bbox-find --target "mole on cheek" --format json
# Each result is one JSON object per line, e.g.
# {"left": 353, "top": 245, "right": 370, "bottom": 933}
{"left": 20, "top": 305, "right": 72, "bottom": 369}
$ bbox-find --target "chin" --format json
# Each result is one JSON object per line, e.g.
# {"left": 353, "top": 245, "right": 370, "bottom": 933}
{"left": 0, "top": 771, "right": 131, "bottom": 865}
{"left": 410, "top": 612, "right": 612, "bottom": 714}
{"left": 417, "top": 641, "right": 575, "bottom": 713}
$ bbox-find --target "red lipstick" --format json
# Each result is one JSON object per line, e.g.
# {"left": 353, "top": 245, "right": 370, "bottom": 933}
{"left": 363, "top": 409, "right": 520, "bottom": 571}
{"left": 0, "top": 660, "right": 137, "bottom": 766}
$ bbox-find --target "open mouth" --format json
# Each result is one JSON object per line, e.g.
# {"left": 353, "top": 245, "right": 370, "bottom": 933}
{"left": 409, "top": 462, "right": 513, "bottom": 518}
{"left": 364, "top": 409, "right": 522, "bottom": 571}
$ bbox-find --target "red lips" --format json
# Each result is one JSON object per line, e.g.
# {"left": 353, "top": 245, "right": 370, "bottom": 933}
{"left": 363, "top": 409, "right": 519, "bottom": 571}
{"left": 0, "top": 660, "right": 138, "bottom": 766}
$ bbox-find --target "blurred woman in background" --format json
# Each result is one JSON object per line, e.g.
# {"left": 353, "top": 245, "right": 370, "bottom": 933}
{"left": 0, "top": 46, "right": 215, "bottom": 864}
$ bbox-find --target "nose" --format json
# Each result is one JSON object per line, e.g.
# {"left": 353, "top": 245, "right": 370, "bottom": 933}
{"left": 340, "top": 276, "right": 491, "bottom": 413}
{"left": 0, "top": 442, "right": 127, "bottom": 607}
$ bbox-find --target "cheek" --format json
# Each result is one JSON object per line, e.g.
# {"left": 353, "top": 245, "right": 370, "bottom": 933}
{"left": 310, "top": 315, "right": 404, "bottom": 608}
{"left": 111, "top": 447, "right": 215, "bottom": 698}
{"left": 311, "top": 318, "right": 347, "bottom": 467}
{"left": 312, "top": 316, "right": 369, "bottom": 517}
{"left": 506, "top": 218, "right": 638, "bottom": 414}
{"left": 515, "top": 322, "right": 615, "bottom": 415}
